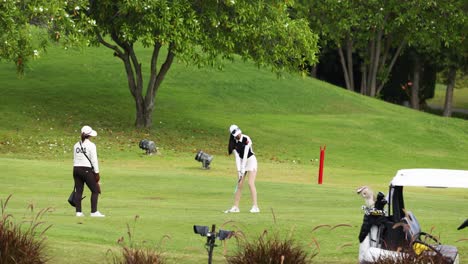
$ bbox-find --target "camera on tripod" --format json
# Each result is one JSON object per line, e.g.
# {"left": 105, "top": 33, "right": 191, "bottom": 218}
{"left": 139, "top": 139, "right": 157, "bottom": 155}
{"left": 193, "top": 224, "right": 233, "bottom": 264}
{"left": 195, "top": 150, "right": 213, "bottom": 169}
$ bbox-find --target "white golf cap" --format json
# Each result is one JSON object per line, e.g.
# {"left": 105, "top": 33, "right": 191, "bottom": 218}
{"left": 231, "top": 128, "right": 242, "bottom": 137}
{"left": 81, "top": 125, "right": 97, "bottom": 137}
{"left": 229, "top": 124, "right": 239, "bottom": 134}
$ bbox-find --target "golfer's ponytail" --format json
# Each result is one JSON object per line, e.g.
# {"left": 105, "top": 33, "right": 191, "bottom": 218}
{"left": 81, "top": 133, "right": 90, "bottom": 143}
{"left": 228, "top": 135, "right": 236, "bottom": 154}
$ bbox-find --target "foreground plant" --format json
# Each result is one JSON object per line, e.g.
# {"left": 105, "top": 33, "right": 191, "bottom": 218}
{"left": 373, "top": 251, "right": 450, "bottom": 264}
{"left": 109, "top": 215, "right": 168, "bottom": 264}
{"left": 0, "top": 194, "right": 53, "bottom": 264}
{"left": 226, "top": 231, "right": 317, "bottom": 264}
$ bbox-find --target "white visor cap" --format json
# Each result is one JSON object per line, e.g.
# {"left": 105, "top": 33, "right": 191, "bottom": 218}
{"left": 231, "top": 128, "right": 242, "bottom": 137}
{"left": 229, "top": 124, "right": 239, "bottom": 134}
{"left": 81, "top": 125, "right": 97, "bottom": 137}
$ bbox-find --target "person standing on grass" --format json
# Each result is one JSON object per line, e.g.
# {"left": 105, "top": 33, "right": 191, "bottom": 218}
{"left": 73, "top": 125, "right": 105, "bottom": 217}
{"left": 225, "top": 124, "right": 260, "bottom": 213}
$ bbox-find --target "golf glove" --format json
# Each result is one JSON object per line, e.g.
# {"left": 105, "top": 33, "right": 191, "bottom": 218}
{"left": 240, "top": 168, "right": 245, "bottom": 175}
{"left": 238, "top": 171, "right": 244, "bottom": 180}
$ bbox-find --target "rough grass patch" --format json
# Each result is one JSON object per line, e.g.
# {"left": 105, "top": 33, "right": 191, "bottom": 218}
{"left": 0, "top": 194, "right": 52, "bottom": 264}
{"left": 108, "top": 215, "right": 168, "bottom": 264}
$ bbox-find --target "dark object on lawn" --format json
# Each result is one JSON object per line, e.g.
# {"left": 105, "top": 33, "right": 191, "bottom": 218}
{"left": 139, "top": 139, "right": 157, "bottom": 155}
{"left": 458, "top": 219, "right": 468, "bottom": 230}
{"left": 195, "top": 150, "right": 213, "bottom": 169}
{"left": 68, "top": 188, "right": 86, "bottom": 207}
{"left": 193, "top": 224, "right": 233, "bottom": 264}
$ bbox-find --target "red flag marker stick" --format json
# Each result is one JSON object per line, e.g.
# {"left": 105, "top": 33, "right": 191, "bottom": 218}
{"left": 318, "top": 145, "right": 326, "bottom": 184}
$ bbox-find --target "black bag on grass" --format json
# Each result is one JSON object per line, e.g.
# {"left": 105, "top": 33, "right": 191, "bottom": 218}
{"left": 68, "top": 189, "right": 75, "bottom": 207}
{"left": 68, "top": 188, "right": 85, "bottom": 207}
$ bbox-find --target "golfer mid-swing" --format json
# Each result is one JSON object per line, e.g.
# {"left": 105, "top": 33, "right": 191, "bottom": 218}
{"left": 225, "top": 125, "right": 260, "bottom": 213}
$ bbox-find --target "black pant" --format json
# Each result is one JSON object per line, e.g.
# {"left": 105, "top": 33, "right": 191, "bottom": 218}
{"left": 73, "top": 166, "right": 99, "bottom": 213}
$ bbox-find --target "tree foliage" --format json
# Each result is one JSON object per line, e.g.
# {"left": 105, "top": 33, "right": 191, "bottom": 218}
{"left": 296, "top": 0, "right": 467, "bottom": 109}
{"left": 0, "top": 0, "right": 58, "bottom": 75}
{"left": 50, "top": 0, "right": 319, "bottom": 128}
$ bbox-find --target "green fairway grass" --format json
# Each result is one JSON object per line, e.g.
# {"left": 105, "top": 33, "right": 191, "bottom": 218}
{"left": 1, "top": 44, "right": 467, "bottom": 263}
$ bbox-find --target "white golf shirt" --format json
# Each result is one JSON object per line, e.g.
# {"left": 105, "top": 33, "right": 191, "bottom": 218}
{"left": 73, "top": 139, "right": 99, "bottom": 173}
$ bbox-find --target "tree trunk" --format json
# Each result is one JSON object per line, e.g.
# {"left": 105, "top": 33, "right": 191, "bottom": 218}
{"left": 411, "top": 55, "right": 421, "bottom": 110}
{"left": 135, "top": 95, "right": 151, "bottom": 128}
{"left": 443, "top": 67, "right": 456, "bottom": 117}
{"left": 345, "top": 37, "right": 354, "bottom": 91}
{"left": 140, "top": 43, "right": 175, "bottom": 128}
{"left": 337, "top": 35, "right": 355, "bottom": 91}
{"left": 376, "top": 39, "right": 406, "bottom": 95}
{"left": 369, "top": 29, "right": 383, "bottom": 97}
{"left": 338, "top": 47, "right": 352, "bottom": 90}
{"left": 96, "top": 31, "right": 175, "bottom": 128}
{"left": 310, "top": 65, "right": 317, "bottom": 78}
{"left": 366, "top": 36, "right": 375, "bottom": 96}
{"left": 360, "top": 64, "right": 367, "bottom": 95}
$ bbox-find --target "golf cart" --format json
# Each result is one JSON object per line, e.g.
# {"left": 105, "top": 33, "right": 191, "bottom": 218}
{"left": 358, "top": 169, "right": 468, "bottom": 264}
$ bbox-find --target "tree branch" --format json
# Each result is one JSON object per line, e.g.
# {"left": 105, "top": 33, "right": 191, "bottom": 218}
{"left": 145, "top": 42, "right": 175, "bottom": 110}
{"left": 145, "top": 42, "right": 162, "bottom": 102}
{"left": 376, "top": 38, "right": 407, "bottom": 95}
{"left": 377, "top": 35, "right": 392, "bottom": 76}
{"left": 96, "top": 31, "right": 124, "bottom": 59}
{"left": 127, "top": 43, "right": 143, "bottom": 99}
{"left": 151, "top": 42, "right": 162, "bottom": 75}
{"left": 337, "top": 45, "right": 351, "bottom": 90}
{"left": 366, "top": 32, "right": 376, "bottom": 95}
{"left": 345, "top": 36, "right": 354, "bottom": 91}
{"left": 370, "top": 28, "right": 383, "bottom": 96}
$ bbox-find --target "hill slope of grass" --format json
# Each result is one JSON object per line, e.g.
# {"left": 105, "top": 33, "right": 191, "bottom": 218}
{"left": 0, "top": 44, "right": 467, "bottom": 263}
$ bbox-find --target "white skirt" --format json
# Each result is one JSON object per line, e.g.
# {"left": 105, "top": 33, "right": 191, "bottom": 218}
{"left": 244, "top": 155, "right": 258, "bottom": 171}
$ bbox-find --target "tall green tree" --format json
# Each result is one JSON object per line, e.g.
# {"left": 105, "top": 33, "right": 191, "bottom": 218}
{"left": 0, "top": 0, "right": 58, "bottom": 75}
{"left": 300, "top": 0, "right": 423, "bottom": 97}
{"left": 297, "top": 0, "right": 466, "bottom": 109}
{"left": 51, "top": 0, "right": 319, "bottom": 128}
{"left": 294, "top": 0, "right": 361, "bottom": 92}
{"left": 401, "top": 0, "right": 467, "bottom": 110}
{"left": 433, "top": 2, "right": 467, "bottom": 117}
{"left": 440, "top": 43, "right": 468, "bottom": 117}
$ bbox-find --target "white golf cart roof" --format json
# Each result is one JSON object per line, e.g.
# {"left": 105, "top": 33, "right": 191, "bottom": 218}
{"left": 390, "top": 168, "right": 468, "bottom": 188}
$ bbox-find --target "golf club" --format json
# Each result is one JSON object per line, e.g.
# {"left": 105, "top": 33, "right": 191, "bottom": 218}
{"left": 233, "top": 172, "right": 245, "bottom": 194}
{"left": 223, "top": 172, "right": 246, "bottom": 213}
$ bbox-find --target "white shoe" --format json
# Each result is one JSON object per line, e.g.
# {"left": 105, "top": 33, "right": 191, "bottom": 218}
{"left": 90, "top": 211, "right": 105, "bottom": 217}
{"left": 250, "top": 206, "right": 260, "bottom": 213}
{"left": 76, "top": 212, "right": 84, "bottom": 217}
{"left": 224, "top": 206, "right": 240, "bottom": 213}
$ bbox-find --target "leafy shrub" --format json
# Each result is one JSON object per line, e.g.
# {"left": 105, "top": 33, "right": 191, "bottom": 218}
{"left": 0, "top": 195, "right": 52, "bottom": 264}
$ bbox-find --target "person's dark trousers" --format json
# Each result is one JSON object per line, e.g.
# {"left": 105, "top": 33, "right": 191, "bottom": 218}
{"left": 73, "top": 166, "right": 99, "bottom": 213}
